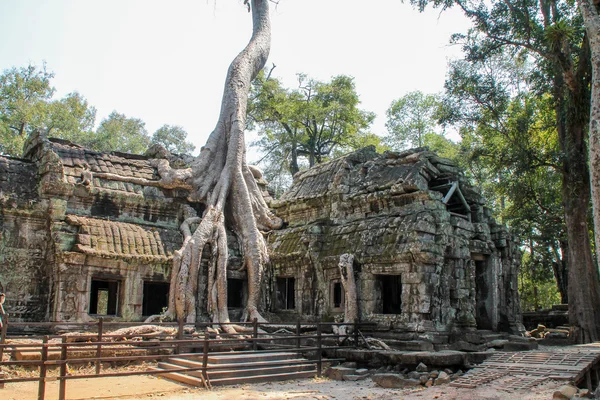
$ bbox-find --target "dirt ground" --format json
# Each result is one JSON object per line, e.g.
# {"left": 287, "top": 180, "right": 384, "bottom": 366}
{"left": 1, "top": 374, "right": 565, "bottom": 400}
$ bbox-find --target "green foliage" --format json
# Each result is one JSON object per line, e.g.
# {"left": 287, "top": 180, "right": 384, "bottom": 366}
{"left": 0, "top": 63, "right": 198, "bottom": 157}
{"left": 422, "top": 132, "right": 460, "bottom": 160}
{"left": 519, "top": 251, "right": 562, "bottom": 312}
{"left": 419, "top": 0, "right": 596, "bottom": 312}
{"left": 45, "top": 92, "right": 97, "bottom": 144}
{"left": 0, "top": 64, "right": 54, "bottom": 156}
{"left": 249, "top": 70, "right": 376, "bottom": 178}
{"left": 89, "top": 112, "right": 150, "bottom": 155}
{"left": 385, "top": 91, "right": 442, "bottom": 149}
{"left": 151, "top": 124, "right": 195, "bottom": 155}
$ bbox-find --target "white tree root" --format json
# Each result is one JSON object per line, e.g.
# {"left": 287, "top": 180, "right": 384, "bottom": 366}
{"left": 336, "top": 253, "right": 358, "bottom": 340}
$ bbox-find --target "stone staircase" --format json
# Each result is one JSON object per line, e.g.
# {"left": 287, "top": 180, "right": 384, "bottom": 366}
{"left": 153, "top": 351, "right": 317, "bottom": 387}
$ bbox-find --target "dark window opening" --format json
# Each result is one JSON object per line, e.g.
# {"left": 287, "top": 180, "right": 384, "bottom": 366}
{"left": 89, "top": 279, "right": 119, "bottom": 316}
{"left": 227, "top": 278, "right": 245, "bottom": 308}
{"left": 375, "top": 275, "right": 402, "bottom": 314}
{"left": 332, "top": 281, "right": 344, "bottom": 309}
{"left": 276, "top": 277, "right": 295, "bottom": 310}
{"left": 142, "top": 281, "right": 169, "bottom": 316}
{"left": 475, "top": 258, "right": 493, "bottom": 330}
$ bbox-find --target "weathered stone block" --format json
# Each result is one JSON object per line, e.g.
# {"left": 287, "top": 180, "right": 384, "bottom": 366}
{"left": 372, "top": 374, "right": 421, "bottom": 388}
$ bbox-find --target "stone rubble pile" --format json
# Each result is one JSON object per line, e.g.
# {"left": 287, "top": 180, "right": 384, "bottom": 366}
{"left": 325, "top": 361, "right": 464, "bottom": 389}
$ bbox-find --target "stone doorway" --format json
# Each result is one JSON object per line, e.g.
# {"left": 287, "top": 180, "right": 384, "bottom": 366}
{"left": 142, "top": 281, "right": 169, "bottom": 316}
{"left": 227, "top": 278, "right": 246, "bottom": 308}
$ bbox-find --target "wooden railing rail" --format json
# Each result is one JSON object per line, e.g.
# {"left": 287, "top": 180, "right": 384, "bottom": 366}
{"left": 0, "top": 319, "right": 373, "bottom": 400}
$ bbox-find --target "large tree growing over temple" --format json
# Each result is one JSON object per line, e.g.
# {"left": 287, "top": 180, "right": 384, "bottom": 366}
{"left": 136, "top": 0, "right": 282, "bottom": 329}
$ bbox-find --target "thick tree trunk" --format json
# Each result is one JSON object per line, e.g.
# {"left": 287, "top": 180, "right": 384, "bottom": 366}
{"left": 290, "top": 143, "right": 299, "bottom": 176}
{"left": 143, "top": 0, "right": 282, "bottom": 329}
{"left": 576, "top": 0, "right": 600, "bottom": 343}
{"left": 561, "top": 119, "right": 600, "bottom": 342}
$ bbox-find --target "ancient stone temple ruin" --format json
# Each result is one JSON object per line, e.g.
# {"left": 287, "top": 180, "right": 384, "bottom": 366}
{"left": 268, "top": 146, "right": 523, "bottom": 337}
{"left": 0, "top": 133, "right": 523, "bottom": 338}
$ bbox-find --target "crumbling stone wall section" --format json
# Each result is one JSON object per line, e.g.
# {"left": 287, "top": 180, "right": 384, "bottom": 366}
{"left": 268, "top": 147, "right": 523, "bottom": 335}
{"left": 0, "top": 156, "right": 52, "bottom": 321}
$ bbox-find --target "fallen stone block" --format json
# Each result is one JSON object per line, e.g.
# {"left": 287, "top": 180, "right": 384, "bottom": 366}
{"left": 372, "top": 373, "right": 421, "bottom": 388}
{"left": 552, "top": 384, "right": 578, "bottom": 399}
{"left": 486, "top": 339, "right": 508, "bottom": 349}
{"left": 416, "top": 362, "right": 428, "bottom": 372}
{"left": 434, "top": 371, "right": 451, "bottom": 385}
{"left": 325, "top": 366, "right": 356, "bottom": 381}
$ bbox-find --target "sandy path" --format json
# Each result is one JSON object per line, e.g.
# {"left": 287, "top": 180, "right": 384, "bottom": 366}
{"left": 0, "top": 375, "right": 563, "bottom": 400}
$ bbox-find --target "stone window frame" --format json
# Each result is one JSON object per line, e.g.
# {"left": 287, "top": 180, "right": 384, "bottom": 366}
{"left": 275, "top": 276, "right": 296, "bottom": 311}
{"left": 141, "top": 280, "right": 170, "bottom": 317}
{"left": 330, "top": 279, "right": 345, "bottom": 313}
{"left": 374, "top": 274, "right": 403, "bottom": 315}
{"left": 89, "top": 276, "right": 122, "bottom": 317}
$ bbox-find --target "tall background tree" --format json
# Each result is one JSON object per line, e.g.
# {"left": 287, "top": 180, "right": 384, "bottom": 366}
{"left": 151, "top": 124, "right": 196, "bottom": 155}
{"left": 578, "top": 0, "right": 600, "bottom": 288}
{"left": 248, "top": 71, "right": 376, "bottom": 177}
{"left": 413, "top": 0, "right": 600, "bottom": 341}
{"left": 385, "top": 90, "right": 441, "bottom": 149}
{"left": 0, "top": 64, "right": 54, "bottom": 156}
{"left": 80, "top": 111, "right": 150, "bottom": 154}
{"left": 0, "top": 64, "right": 197, "bottom": 157}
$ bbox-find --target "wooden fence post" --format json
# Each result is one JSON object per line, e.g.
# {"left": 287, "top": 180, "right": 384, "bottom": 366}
{"left": 252, "top": 318, "right": 258, "bottom": 351}
{"left": 354, "top": 319, "right": 359, "bottom": 348}
{"left": 202, "top": 331, "right": 209, "bottom": 382}
{"left": 38, "top": 336, "right": 49, "bottom": 400}
{"left": 316, "top": 322, "right": 322, "bottom": 377}
{"left": 95, "top": 318, "right": 103, "bottom": 374}
{"left": 177, "top": 318, "right": 184, "bottom": 354}
{"left": 59, "top": 336, "right": 67, "bottom": 400}
{"left": 296, "top": 320, "right": 301, "bottom": 350}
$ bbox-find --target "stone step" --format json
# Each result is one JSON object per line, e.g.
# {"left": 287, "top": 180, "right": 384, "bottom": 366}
{"left": 157, "top": 361, "right": 315, "bottom": 380}
{"left": 207, "top": 351, "right": 300, "bottom": 364}
{"left": 167, "top": 356, "right": 314, "bottom": 372}
{"left": 149, "top": 367, "right": 207, "bottom": 387}
{"left": 208, "top": 369, "right": 316, "bottom": 386}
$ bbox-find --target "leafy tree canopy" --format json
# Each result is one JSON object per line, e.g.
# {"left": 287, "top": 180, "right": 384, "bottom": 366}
{"left": 151, "top": 124, "right": 196, "bottom": 155}
{"left": 385, "top": 91, "right": 442, "bottom": 149}
{"left": 0, "top": 63, "right": 195, "bottom": 157}
{"left": 89, "top": 111, "right": 150, "bottom": 155}
{"left": 249, "top": 70, "right": 377, "bottom": 177}
{"left": 0, "top": 64, "right": 55, "bottom": 156}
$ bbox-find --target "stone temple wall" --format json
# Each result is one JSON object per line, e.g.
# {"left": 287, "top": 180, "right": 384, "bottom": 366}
{"left": 0, "top": 156, "right": 52, "bottom": 321}
{"left": 0, "top": 134, "right": 522, "bottom": 337}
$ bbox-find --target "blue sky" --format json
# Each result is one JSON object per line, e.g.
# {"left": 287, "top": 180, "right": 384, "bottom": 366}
{"left": 0, "top": 0, "right": 471, "bottom": 157}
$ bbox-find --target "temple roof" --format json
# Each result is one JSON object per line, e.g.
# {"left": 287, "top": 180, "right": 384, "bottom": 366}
{"left": 65, "top": 215, "right": 181, "bottom": 262}
{"left": 277, "top": 146, "right": 469, "bottom": 203}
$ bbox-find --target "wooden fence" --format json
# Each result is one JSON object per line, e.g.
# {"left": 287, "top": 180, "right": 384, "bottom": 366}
{"left": 0, "top": 316, "right": 370, "bottom": 400}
